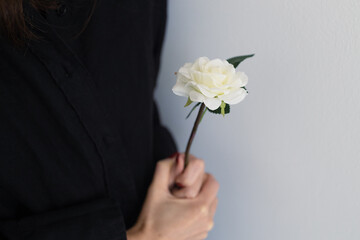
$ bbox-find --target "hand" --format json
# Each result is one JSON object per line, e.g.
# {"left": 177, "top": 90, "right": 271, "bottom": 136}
{"left": 171, "top": 153, "right": 207, "bottom": 199}
{"left": 127, "top": 156, "right": 219, "bottom": 240}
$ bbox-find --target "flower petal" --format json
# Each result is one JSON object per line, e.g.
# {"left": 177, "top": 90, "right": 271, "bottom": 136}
{"left": 173, "top": 57, "right": 249, "bottom": 106}
{"left": 172, "top": 80, "right": 189, "bottom": 97}
{"left": 210, "top": 74, "right": 227, "bottom": 87}
{"left": 197, "top": 84, "right": 218, "bottom": 98}
{"left": 235, "top": 71, "right": 248, "bottom": 87}
{"left": 189, "top": 90, "right": 206, "bottom": 103}
{"left": 204, "top": 97, "right": 222, "bottom": 110}
{"left": 218, "top": 88, "right": 247, "bottom": 105}
{"left": 178, "top": 63, "right": 192, "bottom": 79}
{"left": 193, "top": 57, "right": 210, "bottom": 71}
{"left": 185, "top": 81, "right": 218, "bottom": 98}
{"left": 205, "top": 59, "right": 225, "bottom": 73}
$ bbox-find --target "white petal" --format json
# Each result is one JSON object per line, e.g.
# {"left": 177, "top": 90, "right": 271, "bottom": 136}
{"left": 189, "top": 90, "right": 206, "bottom": 102}
{"left": 172, "top": 80, "right": 189, "bottom": 97}
{"left": 218, "top": 88, "right": 247, "bottom": 105}
{"left": 185, "top": 81, "right": 218, "bottom": 98}
{"left": 205, "top": 59, "right": 225, "bottom": 73}
{"left": 197, "top": 84, "right": 218, "bottom": 98}
{"left": 189, "top": 70, "right": 207, "bottom": 84}
{"left": 235, "top": 72, "right": 248, "bottom": 87}
{"left": 210, "top": 74, "right": 227, "bottom": 87}
{"left": 204, "top": 97, "right": 222, "bottom": 110}
{"left": 177, "top": 72, "right": 191, "bottom": 84}
{"left": 178, "top": 64, "right": 192, "bottom": 79}
{"left": 193, "top": 57, "right": 210, "bottom": 71}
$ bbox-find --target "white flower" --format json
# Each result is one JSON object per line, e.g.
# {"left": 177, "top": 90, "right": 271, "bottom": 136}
{"left": 172, "top": 57, "right": 248, "bottom": 110}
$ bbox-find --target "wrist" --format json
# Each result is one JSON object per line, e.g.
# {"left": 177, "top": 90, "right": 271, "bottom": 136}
{"left": 126, "top": 229, "right": 141, "bottom": 240}
{"left": 126, "top": 223, "right": 148, "bottom": 240}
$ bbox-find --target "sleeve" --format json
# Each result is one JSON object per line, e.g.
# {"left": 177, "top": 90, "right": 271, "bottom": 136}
{"left": 0, "top": 89, "right": 128, "bottom": 239}
{"left": 151, "top": 0, "right": 178, "bottom": 162}
{"left": 0, "top": 43, "right": 128, "bottom": 240}
{"left": 152, "top": 101, "right": 178, "bottom": 162}
{"left": 0, "top": 198, "right": 127, "bottom": 240}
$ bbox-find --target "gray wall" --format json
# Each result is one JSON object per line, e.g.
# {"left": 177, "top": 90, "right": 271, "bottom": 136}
{"left": 154, "top": 0, "right": 360, "bottom": 239}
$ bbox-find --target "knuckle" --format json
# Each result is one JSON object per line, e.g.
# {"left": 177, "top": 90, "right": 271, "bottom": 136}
{"left": 154, "top": 162, "right": 163, "bottom": 173}
{"left": 200, "top": 233, "right": 208, "bottom": 239}
{"left": 189, "top": 153, "right": 197, "bottom": 159}
{"left": 171, "top": 190, "right": 184, "bottom": 198}
{"left": 206, "top": 173, "right": 214, "bottom": 180}
{"left": 193, "top": 201, "right": 208, "bottom": 216}
{"left": 185, "top": 189, "right": 197, "bottom": 198}
{"left": 195, "top": 158, "right": 205, "bottom": 169}
{"left": 207, "top": 220, "right": 214, "bottom": 231}
{"left": 207, "top": 173, "right": 215, "bottom": 180}
{"left": 156, "top": 158, "right": 172, "bottom": 168}
{"left": 178, "top": 178, "right": 190, "bottom": 186}
{"left": 156, "top": 160, "right": 165, "bottom": 167}
{"left": 208, "top": 174, "right": 220, "bottom": 190}
{"left": 199, "top": 204, "right": 209, "bottom": 216}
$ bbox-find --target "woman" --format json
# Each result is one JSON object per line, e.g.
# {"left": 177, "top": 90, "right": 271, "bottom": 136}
{"left": 0, "top": 0, "right": 219, "bottom": 239}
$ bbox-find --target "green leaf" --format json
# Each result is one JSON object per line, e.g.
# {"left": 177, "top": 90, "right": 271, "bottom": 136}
{"left": 184, "top": 97, "right": 193, "bottom": 107}
{"left": 208, "top": 102, "right": 230, "bottom": 116}
{"left": 227, "top": 54, "right": 255, "bottom": 68}
{"left": 186, "top": 102, "right": 201, "bottom": 119}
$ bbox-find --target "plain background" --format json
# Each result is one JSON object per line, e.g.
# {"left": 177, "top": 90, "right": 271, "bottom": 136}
{"left": 154, "top": 0, "right": 360, "bottom": 239}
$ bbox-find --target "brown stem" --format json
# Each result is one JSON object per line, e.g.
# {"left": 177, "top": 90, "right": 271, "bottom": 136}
{"left": 184, "top": 103, "right": 206, "bottom": 168}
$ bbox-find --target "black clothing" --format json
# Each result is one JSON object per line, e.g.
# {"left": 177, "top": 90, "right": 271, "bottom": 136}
{"left": 0, "top": 0, "right": 177, "bottom": 239}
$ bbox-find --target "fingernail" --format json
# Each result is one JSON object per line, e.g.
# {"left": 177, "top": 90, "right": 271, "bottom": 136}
{"left": 175, "top": 182, "right": 184, "bottom": 188}
{"left": 169, "top": 152, "right": 179, "bottom": 158}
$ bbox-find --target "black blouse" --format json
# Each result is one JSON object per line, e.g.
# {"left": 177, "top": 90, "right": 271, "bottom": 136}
{"left": 0, "top": 0, "right": 177, "bottom": 239}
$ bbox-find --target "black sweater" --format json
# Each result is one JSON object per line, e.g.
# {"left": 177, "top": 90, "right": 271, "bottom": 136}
{"left": 0, "top": 0, "right": 177, "bottom": 239}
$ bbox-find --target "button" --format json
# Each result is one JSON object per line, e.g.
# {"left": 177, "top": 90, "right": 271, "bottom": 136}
{"left": 57, "top": 4, "right": 67, "bottom": 17}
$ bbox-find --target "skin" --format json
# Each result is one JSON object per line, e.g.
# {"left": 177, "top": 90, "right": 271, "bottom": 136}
{"left": 127, "top": 153, "right": 219, "bottom": 240}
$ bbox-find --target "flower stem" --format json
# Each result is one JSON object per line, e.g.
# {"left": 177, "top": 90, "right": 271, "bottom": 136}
{"left": 184, "top": 103, "right": 206, "bottom": 168}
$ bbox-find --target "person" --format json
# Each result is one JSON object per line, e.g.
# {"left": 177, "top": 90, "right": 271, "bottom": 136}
{"left": 0, "top": 0, "right": 219, "bottom": 239}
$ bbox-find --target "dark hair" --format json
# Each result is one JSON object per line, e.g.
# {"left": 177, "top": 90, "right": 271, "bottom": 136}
{"left": 0, "top": 0, "right": 96, "bottom": 47}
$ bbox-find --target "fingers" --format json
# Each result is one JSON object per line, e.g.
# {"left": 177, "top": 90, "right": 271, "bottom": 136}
{"left": 153, "top": 155, "right": 219, "bottom": 204}
{"left": 186, "top": 201, "right": 216, "bottom": 240}
{"left": 187, "top": 232, "right": 209, "bottom": 240}
{"left": 172, "top": 173, "right": 205, "bottom": 198}
{"left": 185, "top": 178, "right": 219, "bottom": 239}
{"left": 175, "top": 153, "right": 205, "bottom": 187}
{"left": 209, "top": 197, "right": 218, "bottom": 220}
{"left": 185, "top": 216, "right": 214, "bottom": 240}
{"left": 172, "top": 153, "right": 205, "bottom": 198}
{"left": 151, "top": 157, "right": 177, "bottom": 191}
{"left": 199, "top": 173, "right": 220, "bottom": 205}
